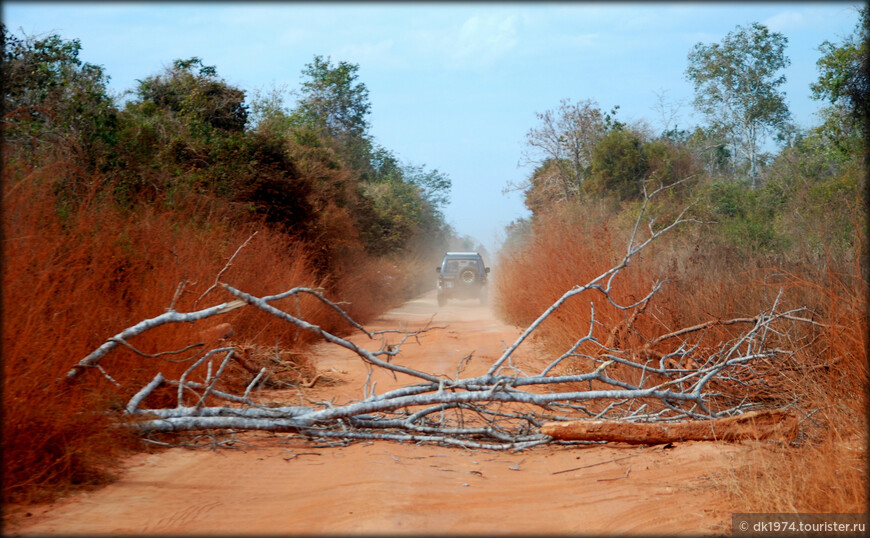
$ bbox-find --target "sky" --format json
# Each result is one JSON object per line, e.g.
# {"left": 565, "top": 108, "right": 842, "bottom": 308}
{"left": 4, "top": 1, "right": 863, "bottom": 252}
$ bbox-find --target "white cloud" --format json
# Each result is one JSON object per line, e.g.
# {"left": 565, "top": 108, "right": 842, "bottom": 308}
{"left": 443, "top": 13, "right": 520, "bottom": 69}
{"left": 763, "top": 11, "right": 806, "bottom": 32}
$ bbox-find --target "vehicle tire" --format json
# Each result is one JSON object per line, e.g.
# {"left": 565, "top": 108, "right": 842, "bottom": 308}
{"left": 437, "top": 293, "right": 447, "bottom": 307}
{"left": 459, "top": 268, "right": 477, "bottom": 285}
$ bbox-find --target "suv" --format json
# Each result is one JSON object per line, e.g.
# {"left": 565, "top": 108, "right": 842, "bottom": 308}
{"left": 435, "top": 252, "right": 490, "bottom": 306}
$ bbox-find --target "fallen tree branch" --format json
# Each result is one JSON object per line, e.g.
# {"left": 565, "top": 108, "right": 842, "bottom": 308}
{"left": 194, "top": 230, "right": 258, "bottom": 307}
{"left": 63, "top": 300, "right": 246, "bottom": 380}
{"left": 541, "top": 409, "right": 798, "bottom": 443}
{"left": 71, "top": 179, "right": 816, "bottom": 451}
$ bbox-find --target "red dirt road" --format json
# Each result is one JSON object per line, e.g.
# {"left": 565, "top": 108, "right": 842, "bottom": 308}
{"left": 7, "top": 292, "right": 744, "bottom": 535}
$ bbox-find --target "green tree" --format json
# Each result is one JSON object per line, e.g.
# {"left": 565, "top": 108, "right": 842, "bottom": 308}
{"left": 581, "top": 128, "right": 701, "bottom": 202}
{"left": 686, "top": 22, "right": 791, "bottom": 187}
{"left": 585, "top": 128, "right": 647, "bottom": 200}
{"left": 1, "top": 26, "right": 117, "bottom": 163}
{"left": 811, "top": 6, "right": 868, "bottom": 136}
{"left": 704, "top": 180, "right": 785, "bottom": 250}
{"left": 364, "top": 144, "right": 448, "bottom": 208}
{"left": 358, "top": 145, "right": 451, "bottom": 252}
{"left": 248, "top": 83, "right": 294, "bottom": 135}
{"left": 134, "top": 57, "right": 248, "bottom": 133}
{"left": 360, "top": 179, "right": 426, "bottom": 253}
{"left": 401, "top": 163, "right": 451, "bottom": 216}
{"left": 294, "top": 55, "right": 372, "bottom": 170}
{"left": 518, "top": 99, "right": 621, "bottom": 204}
{"left": 366, "top": 145, "right": 403, "bottom": 183}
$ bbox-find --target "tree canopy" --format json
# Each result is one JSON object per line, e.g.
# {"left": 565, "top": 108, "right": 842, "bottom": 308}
{"left": 519, "top": 99, "right": 621, "bottom": 206}
{"left": 686, "top": 22, "right": 791, "bottom": 187}
{"left": 134, "top": 57, "right": 248, "bottom": 133}
{"left": 811, "top": 6, "right": 868, "bottom": 136}
{"left": 1, "top": 25, "right": 117, "bottom": 159}
{"left": 293, "top": 55, "right": 372, "bottom": 170}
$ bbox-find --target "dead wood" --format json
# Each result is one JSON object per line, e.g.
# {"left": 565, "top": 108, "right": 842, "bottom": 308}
{"left": 230, "top": 348, "right": 261, "bottom": 375}
{"left": 541, "top": 409, "right": 799, "bottom": 444}
{"left": 70, "top": 181, "right": 818, "bottom": 450}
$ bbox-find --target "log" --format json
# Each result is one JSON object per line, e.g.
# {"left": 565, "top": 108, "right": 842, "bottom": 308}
{"left": 231, "top": 348, "right": 261, "bottom": 376}
{"left": 541, "top": 409, "right": 798, "bottom": 444}
{"left": 198, "top": 322, "right": 234, "bottom": 342}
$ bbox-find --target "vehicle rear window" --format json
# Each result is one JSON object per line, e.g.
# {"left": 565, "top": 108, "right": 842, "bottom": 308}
{"left": 443, "top": 258, "right": 479, "bottom": 273}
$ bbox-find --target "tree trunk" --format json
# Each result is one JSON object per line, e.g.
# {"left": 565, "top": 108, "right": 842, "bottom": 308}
{"left": 541, "top": 409, "right": 798, "bottom": 444}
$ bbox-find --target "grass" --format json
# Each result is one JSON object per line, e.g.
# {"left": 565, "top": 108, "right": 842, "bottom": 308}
{"left": 1, "top": 162, "right": 417, "bottom": 504}
{"left": 493, "top": 203, "right": 867, "bottom": 513}
{"left": 723, "top": 244, "right": 867, "bottom": 513}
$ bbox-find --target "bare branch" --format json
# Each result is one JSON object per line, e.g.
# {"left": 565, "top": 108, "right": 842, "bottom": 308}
{"left": 78, "top": 191, "right": 817, "bottom": 451}
{"left": 110, "top": 337, "right": 204, "bottom": 361}
{"left": 194, "top": 231, "right": 258, "bottom": 307}
{"left": 126, "top": 373, "right": 164, "bottom": 414}
{"left": 65, "top": 300, "right": 246, "bottom": 381}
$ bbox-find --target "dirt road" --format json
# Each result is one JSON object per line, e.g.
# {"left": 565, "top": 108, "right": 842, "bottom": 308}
{"left": 8, "top": 291, "right": 743, "bottom": 535}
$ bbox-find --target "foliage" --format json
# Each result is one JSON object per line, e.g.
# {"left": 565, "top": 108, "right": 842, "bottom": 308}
{"left": 686, "top": 22, "right": 792, "bottom": 186}
{"left": 247, "top": 83, "right": 293, "bottom": 134}
{"left": 572, "top": 127, "right": 700, "bottom": 202}
{"left": 293, "top": 55, "right": 373, "bottom": 171}
{"left": 1, "top": 25, "right": 117, "bottom": 165}
{"left": 346, "top": 144, "right": 452, "bottom": 256}
{"left": 643, "top": 138, "right": 700, "bottom": 186}
{"left": 134, "top": 57, "right": 248, "bottom": 134}
{"left": 512, "top": 18, "right": 860, "bottom": 260}
{"left": 762, "top": 127, "right": 864, "bottom": 257}
{"left": 701, "top": 180, "right": 787, "bottom": 251}
{"left": 519, "top": 99, "right": 621, "bottom": 209}
{"left": 360, "top": 179, "right": 427, "bottom": 253}
{"left": 354, "top": 147, "right": 450, "bottom": 255}
{"left": 248, "top": 72, "right": 453, "bottom": 261}
{"left": 402, "top": 162, "right": 452, "bottom": 215}
{"left": 811, "top": 6, "right": 869, "bottom": 135}
{"left": 296, "top": 55, "right": 370, "bottom": 139}
{"left": 584, "top": 128, "right": 647, "bottom": 200}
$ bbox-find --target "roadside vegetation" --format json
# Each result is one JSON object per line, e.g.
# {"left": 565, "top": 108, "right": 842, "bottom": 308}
{"left": 1, "top": 27, "right": 461, "bottom": 503}
{"left": 2, "top": 10, "right": 865, "bottom": 516}
{"left": 496, "top": 14, "right": 867, "bottom": 512}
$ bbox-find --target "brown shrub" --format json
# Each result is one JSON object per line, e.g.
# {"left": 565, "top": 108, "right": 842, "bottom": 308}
{"left": 494, "top": 205, "right": 867, "bottom": 512}
{"left": 724, "top": 238, "right": 867, "bottom": 513}
{"left": 494, "top": 205, "right": 724, "bottom": 362}
{"left": 1, "top": 163, "right": 405, "bottom": 503}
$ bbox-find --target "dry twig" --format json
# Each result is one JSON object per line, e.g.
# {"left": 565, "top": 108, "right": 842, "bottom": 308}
{"left": 72, "top": 181, "right": 815, "bottom": 449}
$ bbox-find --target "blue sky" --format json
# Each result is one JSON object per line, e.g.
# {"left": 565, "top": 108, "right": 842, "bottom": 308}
{"left": 4, "top": 2, "right": 862, "bottom": 251}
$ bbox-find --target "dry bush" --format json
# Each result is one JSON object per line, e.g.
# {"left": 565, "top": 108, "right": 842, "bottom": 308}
{"left": 495, "top": 205, "right": 644, "bottom": 349}
{"left": 330, "top": 253, "right": 433, "bottom": 321}
{"left": 724, "top": 238, "right": 867, "bottom": 513}
{"left": 494, "top": 204, "right": 867, "bottom": 512}
{"left": 494, "top": 204, "right": 741, "bottom": 365}
{"left": 1, "top": 163, "right": 401, "bottom": 503}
